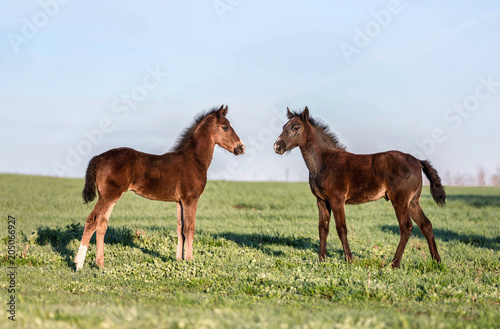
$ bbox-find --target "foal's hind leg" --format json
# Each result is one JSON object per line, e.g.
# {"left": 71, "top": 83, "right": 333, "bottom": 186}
{"left": 391, "top": 198, "right": 413, "bottom": 268}
{"left": 75, "top": 205, "right": 100, "bottom": 271}
{"left": 95, "top": 199, "right": 119, "bottom": 268}
{"left": 330, "top": 197, "right": 352, "bottom": 263}
{"left": 75, "top": 193, "right": 121, "bottom": 270}
{"left": 409, "top": 198, "right": 441, "bottom": 263}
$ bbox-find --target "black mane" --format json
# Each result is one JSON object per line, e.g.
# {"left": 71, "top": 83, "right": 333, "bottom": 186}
{"left": 288, "top": 110, "right": 346, "bottom": 150}
{"left": 170, "top": 107, "right": 218, "bottom": 152}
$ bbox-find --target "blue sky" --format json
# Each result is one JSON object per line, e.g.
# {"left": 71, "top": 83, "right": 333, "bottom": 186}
{"left": 1, "top": 1, "right": 499, "bottom": 183}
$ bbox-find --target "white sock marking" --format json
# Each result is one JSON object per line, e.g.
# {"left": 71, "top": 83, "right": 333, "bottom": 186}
{"left": 75, "top": 244, "right": 88, "bottom": 271}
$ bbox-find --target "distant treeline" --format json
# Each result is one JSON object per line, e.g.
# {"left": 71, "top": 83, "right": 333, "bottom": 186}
{"left": 441, "top": 167, "right": 500, "bottom": 186}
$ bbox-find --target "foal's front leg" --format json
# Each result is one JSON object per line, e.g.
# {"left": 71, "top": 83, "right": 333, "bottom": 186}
{"left": 176, "top": 201, "right": 185, "bottom": 260}
{"left": 316, "top": 198, "right": 331, "bottom": 262}
{"left": 182, "top": 198, "right": 199, "bottom": 261}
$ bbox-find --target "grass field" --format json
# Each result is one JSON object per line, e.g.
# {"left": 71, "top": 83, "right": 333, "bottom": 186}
{"left": 0, "top": 174, "right": 499, "bottom": 328}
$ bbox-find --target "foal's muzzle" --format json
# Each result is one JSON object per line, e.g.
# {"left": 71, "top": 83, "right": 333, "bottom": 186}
{"left": 274, "top": 139, "right": 286, "bottom": 155}
{"left": 234, "top": 144, "right": 245, "bottom": 156}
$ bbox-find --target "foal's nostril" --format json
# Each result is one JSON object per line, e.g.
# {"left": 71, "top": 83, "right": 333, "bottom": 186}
{"left": 234, "top": 144, "right": 245, "bottom": 155}
{"left": 274, "top": 139, "right": 286, "bottom": 154}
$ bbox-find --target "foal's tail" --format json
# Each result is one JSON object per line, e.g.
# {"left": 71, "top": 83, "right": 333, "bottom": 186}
{"left": 82, "top": 155, "right": 101, "bottom": 204}
{"left": 419, "top": 160, "right": 446, "bottom": 207}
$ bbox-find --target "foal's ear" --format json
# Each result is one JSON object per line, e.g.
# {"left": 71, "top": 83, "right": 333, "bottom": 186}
{"left": 215, "top": 104, "right": 227, "bottom": 118}
{"left": 300, "top": 106, "right": 309, "bottom": 122}
{"left": 286, "top": 107, "right": 293, "bottom": 119}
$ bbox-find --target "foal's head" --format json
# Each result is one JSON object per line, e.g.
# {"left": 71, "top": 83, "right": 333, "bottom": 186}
{"left": 273, "top": 107, "right": 311, "bottom": 155}
{"left": 210, "top": 105, "right": 245, "bottom": 155}
{"left": 274, "top": 106, "right": 345, "bottom": 154}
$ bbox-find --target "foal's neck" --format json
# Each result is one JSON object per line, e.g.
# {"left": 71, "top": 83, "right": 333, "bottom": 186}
{"left": 181, "top": 126, "right": 215, "bottom": 172}
{"left": 299, "top": 128, "right": 338, "bottom": 176}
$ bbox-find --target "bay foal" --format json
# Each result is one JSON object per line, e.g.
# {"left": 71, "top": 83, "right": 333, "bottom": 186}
{"left": 274, "top": 107, "right": 445, "bottom": 268}
{"left": 75, "top": 105, "right": 245, "bottom": 270}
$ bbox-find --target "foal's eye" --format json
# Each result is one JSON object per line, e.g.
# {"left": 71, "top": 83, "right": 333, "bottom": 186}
{"left": 292, "top": 125, "right": 300, "bottom": 131}
{"left": 222, "top": 126, "right": 229, "bottom": 132}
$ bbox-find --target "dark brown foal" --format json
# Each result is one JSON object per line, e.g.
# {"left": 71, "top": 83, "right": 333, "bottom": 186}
{"left": 75, "top": 105, "right": 245, "bottom": 270}
{"left": 274, "top": 107, "right": 445, "bottom": 268}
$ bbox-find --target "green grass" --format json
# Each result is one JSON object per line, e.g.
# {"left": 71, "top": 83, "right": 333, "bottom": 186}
{"left": 0, "top": 174, "right": 499, "bottom": 328}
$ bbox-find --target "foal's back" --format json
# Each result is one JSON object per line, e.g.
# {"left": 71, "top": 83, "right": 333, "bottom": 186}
{"left": 319, "top": 150, "right": 422, "bottom": 204}
{"left": 94, "top": 147, "right": 205, "bottom": 202}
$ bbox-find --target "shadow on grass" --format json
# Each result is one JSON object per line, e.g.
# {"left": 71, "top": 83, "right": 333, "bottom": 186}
{"left": 446, "top": 194, "right": 500, "bottom": 208}
{"left": 380, "top": 225, "right": 500, "bottom": 251}
{"left": 213, "top": 231, "right": 347, "bottom": 258}
{"left": 34, "top": 223, "right": 171, "bottom": 268}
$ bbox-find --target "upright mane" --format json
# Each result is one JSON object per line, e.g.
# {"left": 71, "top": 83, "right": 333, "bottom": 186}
{"left": 288, "top": 110, "right": 346, "bottom": 150}
{"left": 170, "top": 107, "right": 218, "bottom": 152}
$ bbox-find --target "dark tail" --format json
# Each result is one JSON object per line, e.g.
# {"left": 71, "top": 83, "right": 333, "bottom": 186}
{"left": 82, "top": 155, "right": 101, "bottom": 204}
{"left": 419, "top": 160, "right": 446, "bottom": 206}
